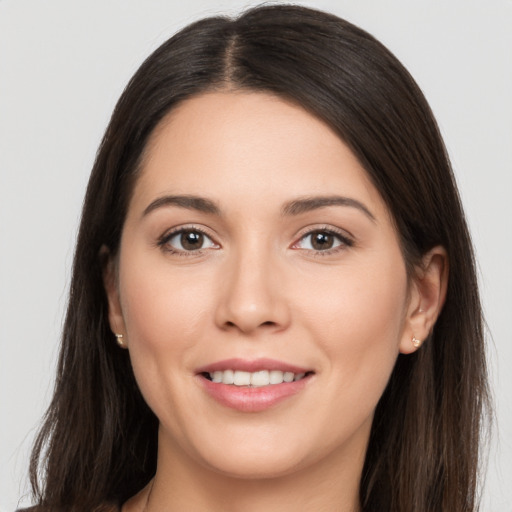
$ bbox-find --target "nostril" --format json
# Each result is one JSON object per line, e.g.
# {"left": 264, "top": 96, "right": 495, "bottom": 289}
{"left": 223, "top": 320, "right": 277, "bottom": 330}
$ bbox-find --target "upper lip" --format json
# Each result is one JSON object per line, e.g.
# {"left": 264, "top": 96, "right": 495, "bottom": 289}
{"left": 195, "top": 358, "right": 312, "bottom": 374}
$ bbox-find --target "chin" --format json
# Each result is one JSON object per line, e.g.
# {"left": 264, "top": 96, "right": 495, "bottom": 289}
{"left": 200, "top": 449, "right": 307, "bottom": 480}
{"left": 185, "top": 424, "right": 348, "bottom": 482}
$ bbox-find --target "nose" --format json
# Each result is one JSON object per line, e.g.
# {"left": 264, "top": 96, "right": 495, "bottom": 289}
{"left": 214, "top": 247, "right": 291, "bottom": 335}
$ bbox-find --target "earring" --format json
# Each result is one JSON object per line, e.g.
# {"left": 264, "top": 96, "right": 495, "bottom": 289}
{"left": 412, "top": 336, "right": 422, "bottom": 348}
{"left": 115, "top": 333, "right": 127, "bottom": 348}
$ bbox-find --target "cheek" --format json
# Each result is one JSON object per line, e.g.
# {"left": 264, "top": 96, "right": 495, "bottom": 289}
{"left": 302, "top": 258, "right": 407, "bottom": 334}
{"left": 116, "top": 249, "right": 216, "bottom": 406}
{"left": 296, "top": 253, "right": 408, "bottom": 398}
{"left": 119, "top": 255, "right": 213, "bottom": 348}
{"left": 284, "top": 257, "right": 408, "bottom": 462}
{"left": 117, "top": 256, "right": 222, "bottom": 442}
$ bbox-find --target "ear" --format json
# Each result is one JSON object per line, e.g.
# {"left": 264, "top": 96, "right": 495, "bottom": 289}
{"left": 399, "top": 246, "right": 449, "bottom": 354}
{"left": 100, "top": 245, "right": 127, "bottom": 347}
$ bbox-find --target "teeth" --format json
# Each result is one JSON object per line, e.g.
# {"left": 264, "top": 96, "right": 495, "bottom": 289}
{"left": 251, "top": 370, "right": 269, "bottom": 387}
{"left": 233, "top": 371, "right": 251, "bottom": 386}
{"left": 222, "top": 369, "right": 234, "bottom": 384}
{"left": 207, "top": 369, "right": 308, "bottom": 386}
{"left": 269, "top": 370, "right": 284, "bottom": 384}
{"left": 283, "top": 372, "right": 294, "bottom": 383}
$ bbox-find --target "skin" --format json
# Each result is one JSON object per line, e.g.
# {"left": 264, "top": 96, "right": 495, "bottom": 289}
{"left": 104, "top": 91, "right": 447, "bottom": 512}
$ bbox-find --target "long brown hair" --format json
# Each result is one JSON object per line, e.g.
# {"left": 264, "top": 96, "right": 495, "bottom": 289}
{"left": 28, "top": 5, "right": 489, "bottom": 511}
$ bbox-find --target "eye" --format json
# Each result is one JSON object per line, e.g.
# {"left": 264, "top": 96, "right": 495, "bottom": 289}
{"left": 160, "top": 228, "right": 218, "bottom": 253}
{"left": 294, "top": 229, "right": 352, "bottom": 252}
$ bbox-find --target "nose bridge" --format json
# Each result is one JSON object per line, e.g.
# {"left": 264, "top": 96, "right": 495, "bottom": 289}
{"left": 216, "top": 235, "right": 289, "bottom": 334}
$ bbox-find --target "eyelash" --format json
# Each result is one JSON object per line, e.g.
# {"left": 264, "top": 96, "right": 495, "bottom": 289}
{"left": 157, "top": 225, "right": 354, "bottom": 256}
{"left": 292, "top": 226, "right": 354, "bottom": 256}
{"left": 157, "top": 225, "right": 217, "bottom": 256}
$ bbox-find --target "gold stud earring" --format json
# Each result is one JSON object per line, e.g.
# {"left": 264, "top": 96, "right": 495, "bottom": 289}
{"left": 412, "top": 336, "right": 422, "bottom": 348}
{"left": 115, "top": 333, "right": 127, "bottom": 349}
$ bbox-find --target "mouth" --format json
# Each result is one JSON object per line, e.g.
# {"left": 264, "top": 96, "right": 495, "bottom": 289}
{"left": 195, "top": 358, "right": 315, "bottom": 412}
{"left": 201, "top": 369, "right": 313, "bottom": 387}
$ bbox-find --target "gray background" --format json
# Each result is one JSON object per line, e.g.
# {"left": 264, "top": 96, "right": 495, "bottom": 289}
{"left": 1, "top": 0, "right": 511, "bottom": 510}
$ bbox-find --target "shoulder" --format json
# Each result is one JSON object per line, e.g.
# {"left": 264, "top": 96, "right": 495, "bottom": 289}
{"left": 15, "top": 505, "right": 120, "bottom": 512}
{"left": 97, "top": 505, "right": 121, "bottom": 512}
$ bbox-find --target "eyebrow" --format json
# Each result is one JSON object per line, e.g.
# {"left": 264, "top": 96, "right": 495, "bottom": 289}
{"left": 142, "top": 194, "right": 375, "bottom": 222}
{"left": 282, "top": 196, "right": 376, "bottom": 221}
{"left": 142, "top": 195, "right": 221, "bottom": 217}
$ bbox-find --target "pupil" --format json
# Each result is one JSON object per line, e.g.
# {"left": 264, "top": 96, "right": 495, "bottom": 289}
{"left": 181, "top": 231, "right": 203, "bottom": 250}
{"left": 312, "top": 232, "right": 333, "bottom": 250}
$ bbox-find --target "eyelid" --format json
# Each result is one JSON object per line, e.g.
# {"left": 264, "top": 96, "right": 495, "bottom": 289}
{"left": 291, "top": 225, "right": 355, "bottom": 252}
{"left": 157, "top": 224, "right": 220, "bottom": 254}
{"left": 156, "top": 223, "right": 353, "bottom": 256}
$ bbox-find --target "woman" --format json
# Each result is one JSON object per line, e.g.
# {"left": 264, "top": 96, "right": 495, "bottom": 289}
{"left": 24, "top": 5, "right": 489, "bottom": 511}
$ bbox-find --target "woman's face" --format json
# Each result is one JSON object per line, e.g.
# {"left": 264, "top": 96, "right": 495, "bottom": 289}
{"left": 107, "top": 91, "right": 419, "bottom": 479}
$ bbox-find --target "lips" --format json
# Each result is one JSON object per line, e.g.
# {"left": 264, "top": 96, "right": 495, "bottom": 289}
{"left": 195, "top": 358, "right": 314, "bottom": 412}
{"left": 196, "top": 358, "right": 311, "bottom": 374}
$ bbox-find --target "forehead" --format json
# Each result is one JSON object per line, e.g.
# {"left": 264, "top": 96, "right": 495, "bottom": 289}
{"left": 130, "top": 91, "right": 389, "bottom": 219}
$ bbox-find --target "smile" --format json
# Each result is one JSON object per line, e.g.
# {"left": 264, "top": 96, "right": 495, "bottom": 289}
{"left": 204, "top": 369, "right": 308, "bottom": 386}
{"left": 196, "top": 358, "right": 315, "bottom": 412}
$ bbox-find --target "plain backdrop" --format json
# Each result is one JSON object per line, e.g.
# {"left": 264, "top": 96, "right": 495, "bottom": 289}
{"left": 1, "top": 0, "right": 511, "bottom": 510}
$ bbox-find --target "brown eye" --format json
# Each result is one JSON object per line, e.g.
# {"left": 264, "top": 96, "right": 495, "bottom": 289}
{"left": 294, "top": 229, "right": 352, "bottom": 252}
{"left": 181, "top": 231, "right": 204, "bottom": 250}
{"left": 310, "top": 232, "right": 335, "bottom": 250}
{"left": 163, "top": 229, "right": 217, "bottom": 253}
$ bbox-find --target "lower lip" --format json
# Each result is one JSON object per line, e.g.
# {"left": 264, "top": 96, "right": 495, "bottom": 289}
{"left": 198, "top": 375, "right": 312, "bottom": 412}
